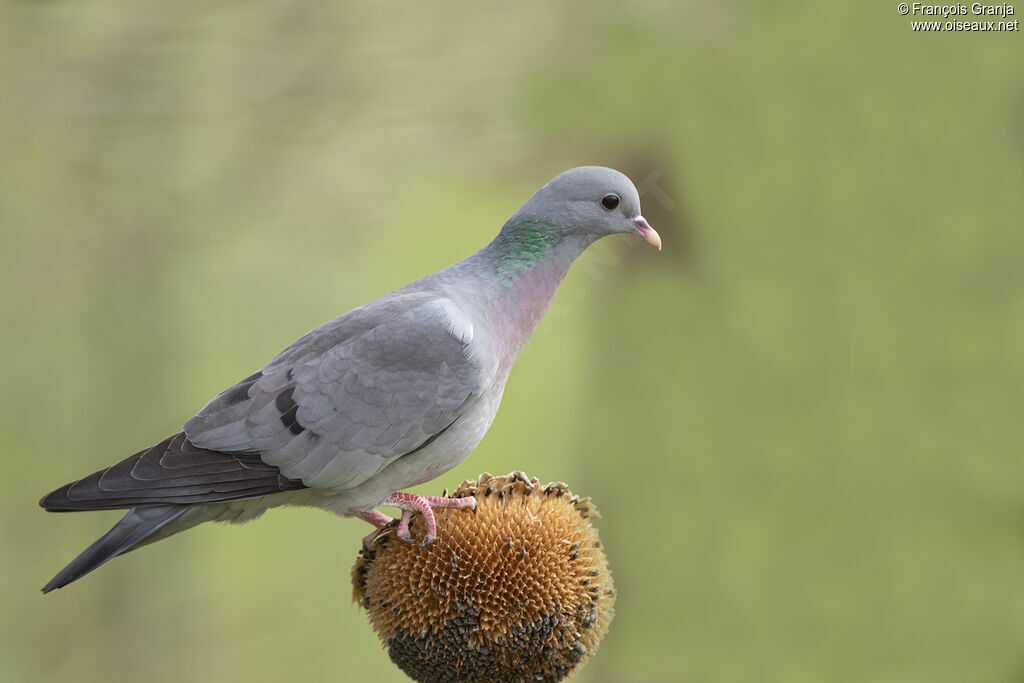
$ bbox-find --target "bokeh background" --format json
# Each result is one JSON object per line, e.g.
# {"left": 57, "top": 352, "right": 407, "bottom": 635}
{"left": 3, "top": 2, "right": 1023, "bottom": 681}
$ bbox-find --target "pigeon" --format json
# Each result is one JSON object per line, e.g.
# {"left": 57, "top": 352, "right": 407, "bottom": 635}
{"left": 39, "top": 166, "right": 662, "bottom": 593}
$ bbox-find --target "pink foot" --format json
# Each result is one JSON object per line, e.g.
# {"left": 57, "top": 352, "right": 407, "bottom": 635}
{"left": 356, "top": 509, "right": 395, "bottom": 549}
{"left": 396, "top": 509, "right": 415, "bottom": 540}
{"left": 380, "top": 492, "right": 477, "bottom": 546}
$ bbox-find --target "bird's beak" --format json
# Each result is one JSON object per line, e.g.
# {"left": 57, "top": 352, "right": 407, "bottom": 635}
{"left": 631, "top": 216, "right": 662, "bottom": 251}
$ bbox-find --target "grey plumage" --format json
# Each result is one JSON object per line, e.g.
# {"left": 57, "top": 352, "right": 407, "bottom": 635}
{"left": 185, "top": 292, "right": 483, "bottom": 489}
{"left": 40, "top": 166, "right": 661, "bottom": 591}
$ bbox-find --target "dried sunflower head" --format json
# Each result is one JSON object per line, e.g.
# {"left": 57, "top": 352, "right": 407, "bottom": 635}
{"left": 352, "top": 472, "right": 615, "bottom": 682}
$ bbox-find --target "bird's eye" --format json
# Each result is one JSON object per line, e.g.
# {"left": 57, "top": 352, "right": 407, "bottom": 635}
{"left": 601, "top": 194, "right": 620, "bottom": 211}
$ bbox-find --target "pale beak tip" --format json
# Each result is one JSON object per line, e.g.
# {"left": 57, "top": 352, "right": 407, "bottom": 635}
{"left": 632, "top": 216, "right": 662, "bottom": 251}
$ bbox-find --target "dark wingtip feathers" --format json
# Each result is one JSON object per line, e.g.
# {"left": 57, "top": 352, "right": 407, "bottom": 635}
{"left": 39, "top": 432, "right": 307, "bottom": 590}
{"left": 39, "top": 483, "right": 78, "bottom": 511}
{"left": 37, "top": 433, "right": 306, "bottom": 512}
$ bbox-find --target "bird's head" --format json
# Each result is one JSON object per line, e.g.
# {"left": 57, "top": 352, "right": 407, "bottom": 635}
{"left": 514, "top": 166, "right": 662, "bottom": 250}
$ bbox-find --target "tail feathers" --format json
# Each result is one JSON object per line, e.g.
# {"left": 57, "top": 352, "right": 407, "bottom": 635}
{"left": 42, "top": 505, "right": 188, "bottom": 593}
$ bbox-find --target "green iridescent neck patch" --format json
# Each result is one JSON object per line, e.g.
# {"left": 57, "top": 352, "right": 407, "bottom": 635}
{"left": 493, "top": 217, "right": 560, "bottom": 284}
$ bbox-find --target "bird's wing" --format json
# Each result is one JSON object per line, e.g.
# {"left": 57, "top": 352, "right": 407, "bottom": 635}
{"left": 184, "top": 292, "right": 484, "bottom": 489}
{"left": 39, "top": 432, "right": 305, "bottom": 510}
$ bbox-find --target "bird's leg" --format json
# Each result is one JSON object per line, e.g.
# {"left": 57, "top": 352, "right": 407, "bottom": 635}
{"left": 356, "top": 509, "right": 394, "bottom": 528}
{"left": 380, "top": 492, "right": 477, "bottom": 546}
{"left": 356, "top": 509, "right": 395, "bottom": 550}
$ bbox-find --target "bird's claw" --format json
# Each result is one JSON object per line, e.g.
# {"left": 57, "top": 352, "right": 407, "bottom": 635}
{"left": 397, "top": 507, "right": 435, "bottom": 545}
{"left": 399, "top": 535, "right": 434, "bottom": 548}
{"left": 361, "top": 491, "right": 476, "bottom": 548}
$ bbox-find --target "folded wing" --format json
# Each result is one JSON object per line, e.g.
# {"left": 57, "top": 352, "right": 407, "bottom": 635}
{"left": 184, "top": 293, "right": 483, "bottom": 489}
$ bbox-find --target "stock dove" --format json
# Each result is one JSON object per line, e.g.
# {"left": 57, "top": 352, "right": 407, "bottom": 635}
{"left": 39, "top": 166, "right": 661, "bottom": 592}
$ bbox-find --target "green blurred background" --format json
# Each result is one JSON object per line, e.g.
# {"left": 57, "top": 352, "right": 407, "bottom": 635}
{"left": 3, "top": 2, "right": 1023, "bottom": 681}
